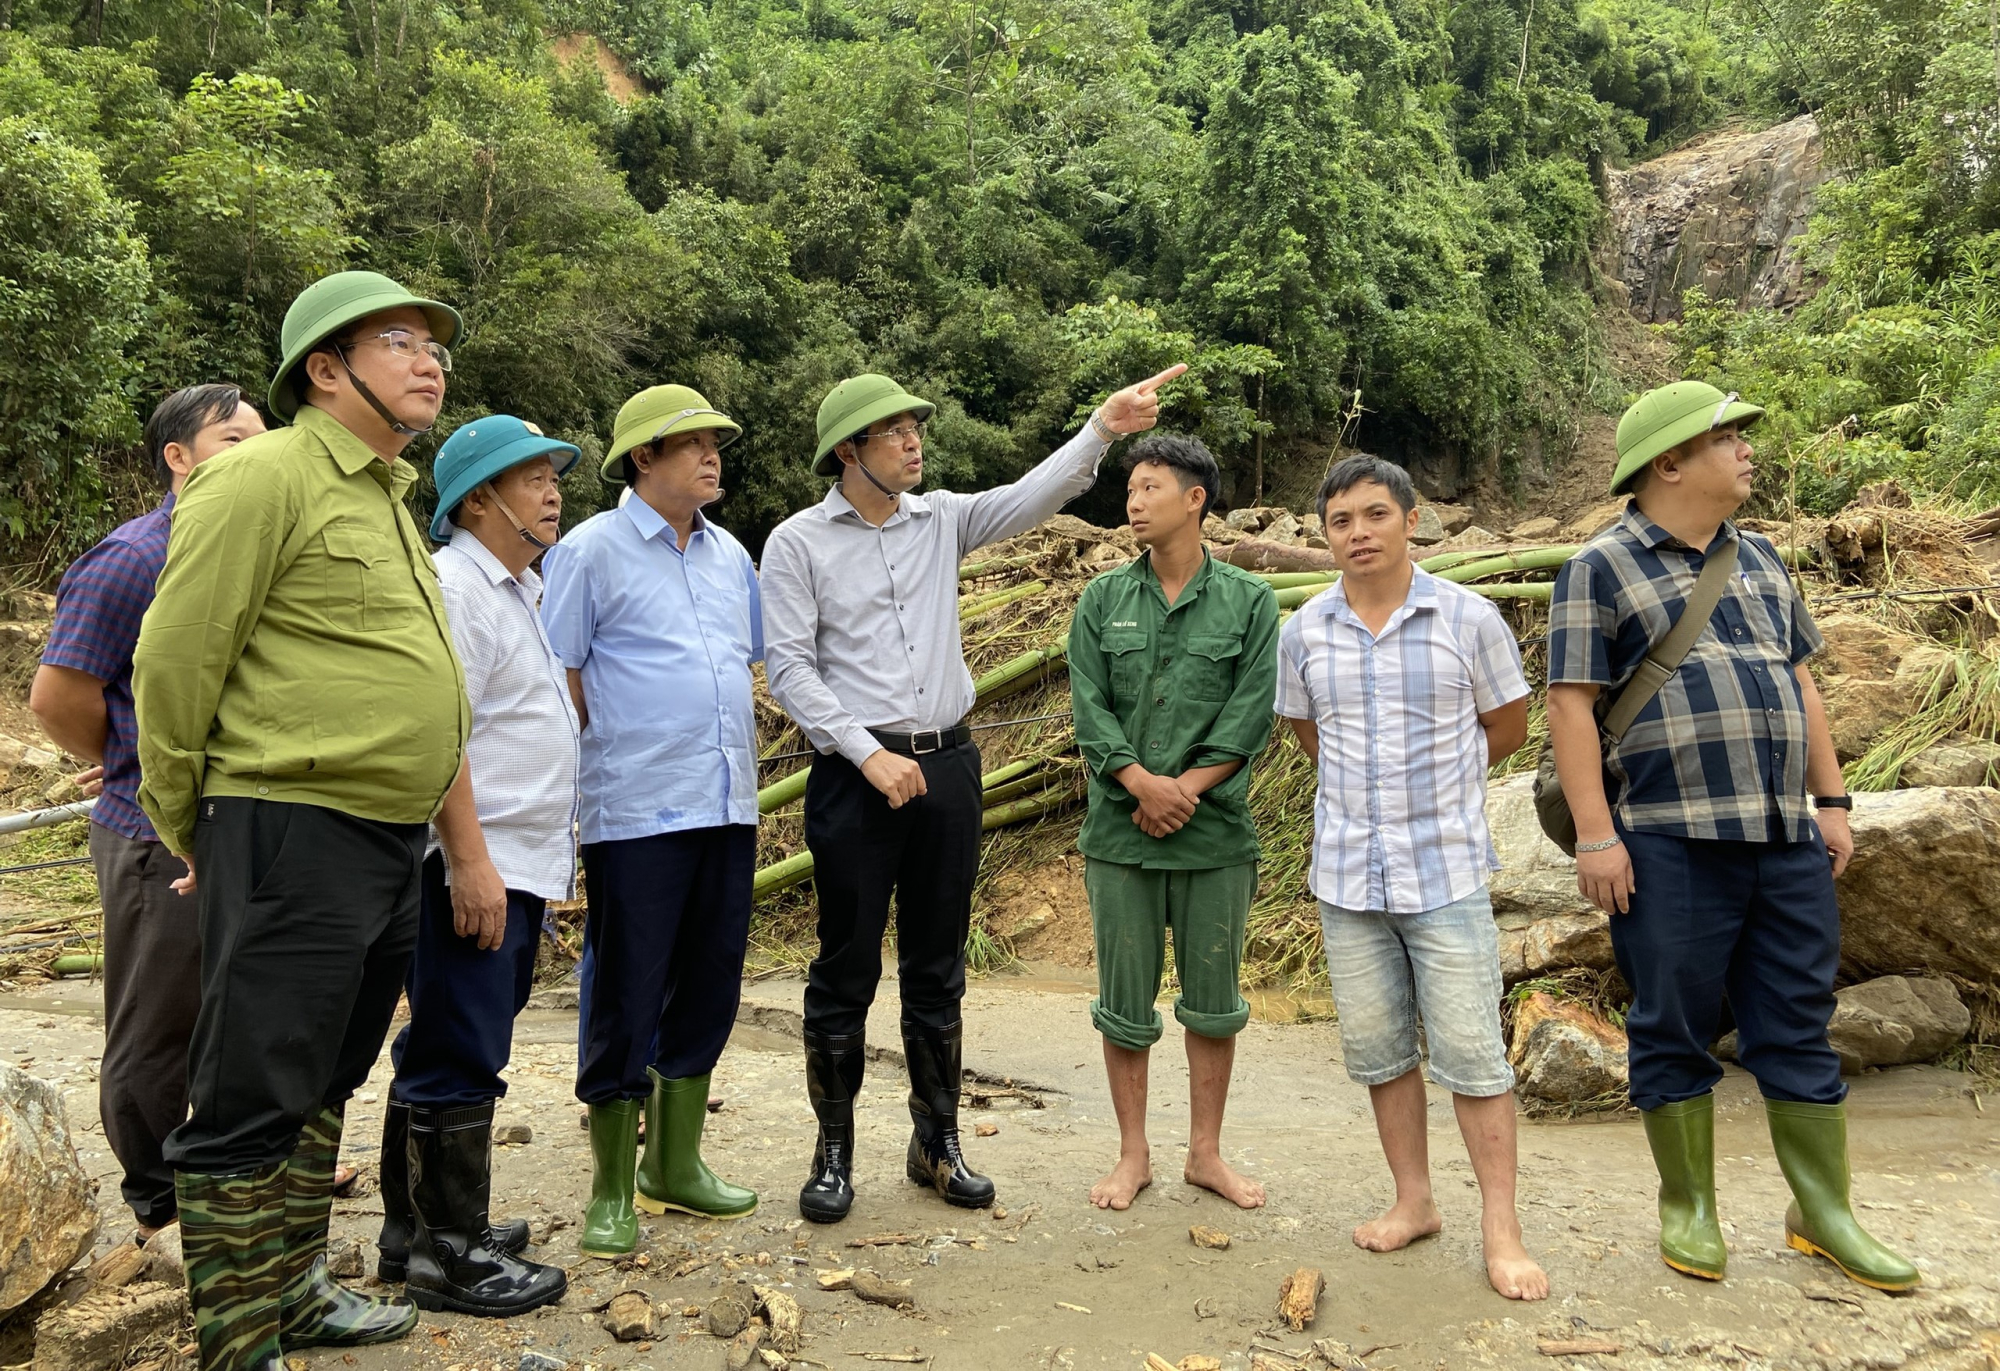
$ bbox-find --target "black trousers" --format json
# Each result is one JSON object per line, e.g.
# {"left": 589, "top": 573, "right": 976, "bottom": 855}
{"left": 1614, "top": 827, "right": 1846, "bottom": 1112}
{"left": 91, "top": 822, "right": 200, "bottom": 1229}
{"left": 389, "top": 852, "right": 543, "bottom": 1109}
{"left": 574, "top": 824, "right": 756, "bottom": 1104}
{"left": 803, "top": 742, "right": 982, "bottom": 1039}
{"left": 164, "top": 797, "right": 425, "bottom": 1173}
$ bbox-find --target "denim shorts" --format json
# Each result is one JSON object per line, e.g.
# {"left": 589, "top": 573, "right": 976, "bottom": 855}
{"left": 1318, "top": 885, "right": 1514, "bottom": 1098}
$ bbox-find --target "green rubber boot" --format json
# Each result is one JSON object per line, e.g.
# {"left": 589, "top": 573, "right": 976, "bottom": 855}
{"left": 580, "top": 1099, "right": 642, "bottom": 1257}
{"left": 635, "top": 1069, "right": 757, "bottom": 1219}
{"left": 278, "top": 1105, "right": 418, "bottom": 1348}
{"left": 1765, "top": 1099, "right": 1921, "bottom": 1292}
{"left": 1640, "top": 1095, "right": 1727, "bottom": 1281}
{"left": 178, "top": 1164, "right": 288, "bottom": 1371}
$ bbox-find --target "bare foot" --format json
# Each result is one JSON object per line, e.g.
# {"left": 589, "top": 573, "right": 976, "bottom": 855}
{"left": 1353, "top": 1197, "right": 1442, "bottom": 1252}
{"left": 1184, "top": 1152, "right": 1266, "bottom": 1209}
{"left": 1090, "top": 1152, "right": 1153, "bottom": 1210}
{"left": 1483, "top": 1225, "right": 1549, "bottom": 1301}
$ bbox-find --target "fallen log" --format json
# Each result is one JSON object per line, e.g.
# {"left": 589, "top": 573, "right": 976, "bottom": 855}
{"left": 1222, "top": 539, "right": 1339, "bottom": 573}
{"left": 1276, "top": 1267, "right": 1324, "bottom": 1331}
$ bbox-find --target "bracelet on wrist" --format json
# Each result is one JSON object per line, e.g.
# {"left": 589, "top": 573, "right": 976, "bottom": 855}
{"left": 1574, "top": 836, "right": 1623, "bottom": 854}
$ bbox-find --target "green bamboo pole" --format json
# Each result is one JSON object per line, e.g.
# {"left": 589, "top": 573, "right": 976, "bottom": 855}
{"left": 960, "top": 580, "right": 1045, "bottom": 621}
{"left": 970, "top": 636, "right": 1070, "bottom": 704}
{"left": 980, "top": 788, "right": 1080, "bottom": 831}
{"left": 979, "top": 758, "right": 1042, "bottom": 791}
{"left": 757, "top": 766, "right": 810, "bottom": 815}
{"left": 752, "top": 850, "right": 816, "bottom": 900}
{"left": 1435, "top": 547, "right": 1577, "bottom": 582}
{"left": 50, "top": 953, "right": 101, "bottom": 977}
{"left": 979, "top": 771, "right": 1057, "bottom": 807}
{"left": 1276, "top": 580, "right": 1553, "bottom": 611}
{"left": 958, "top": 552, "right": 1041, "bottom": 581}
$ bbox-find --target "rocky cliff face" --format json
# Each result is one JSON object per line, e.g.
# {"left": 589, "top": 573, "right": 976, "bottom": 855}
{"left": 1603, "top": 114, "right": 1826, "bottom": 322}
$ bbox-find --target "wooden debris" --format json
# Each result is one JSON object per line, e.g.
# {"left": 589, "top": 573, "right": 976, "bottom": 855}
{"left": 850, "top": 1271, "right": 915, "bottom": 1308}
{"left": 706, "top": 1289, "right": 753, "bottom": 1337}
{"left": 32, "top": 1284, "right": 189, "bottom": 1371}
{"left": 963, "top": 1084, "right": 1045, "bottom": 1109}
{"left": 669, "top": 1254, "right": 713, "bottom": 1280}
{"left": 1143, "top": 1356, "right": 1177, "bottom": 1371}
{"left": 600, "top": 1290, "right": 653, "bottom": 1341}
{"left": 853, "top": 1355, "right": 929, "bottom": 1365}
{"left": 757, "top": 1351, "right": 788, "bottom": 1370}
{"left": 725, "top": 1322, "right": 764, "bottom": 1371}
{"left": 1538, "top": 1338, "right": 1621, "bottom": 1356}
{"left": 845, "top": 1232, "right": 924, "bottom": 1249}
{"left": 1188, "top": 1225, "right": 1231, "bottom": 1251}
{"left": 1054, "top": 1301, "right": 1091, "bottom": 1314}
{"left": 1276, "top": 1267, "right": 1325, "bottom": 1331}
{"left": 753, "top": 1285, "right": 803, "bottom": 1355}
{"left": 89, "top": 1241, "right": 150, "bottom": 1289}
{"left": 1179, "top": 1358, "right": 1222, "bottom": 1371}
{"left": 1222, "top": 539, "right": 1339, "bottom": 574}
{"left": 815, "top": 1267, "right": 856, "bottom": 1291}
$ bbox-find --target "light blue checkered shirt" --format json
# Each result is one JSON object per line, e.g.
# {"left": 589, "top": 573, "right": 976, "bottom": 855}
{"left": 1275, "top": 567, "right": 1529, "bottom": 914}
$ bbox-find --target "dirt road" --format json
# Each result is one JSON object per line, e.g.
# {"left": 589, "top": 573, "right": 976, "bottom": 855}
{"left": 4, "top": 965, "right": 1997, "bottom": 1371}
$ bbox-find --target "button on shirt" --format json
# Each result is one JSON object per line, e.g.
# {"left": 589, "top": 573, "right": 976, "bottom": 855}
{"left": 42, "top": 497, "right": 175, "bottom": 842}
{"left": 1547, "top": 502, "right": 1824, "bottom": 843}
{"left": 134, "top": 405, "right": 469, "bottom": 856}
{"left": 1069, "top": 552, "right": 1279, "bottom": 869}
{"left": 1275, "top": 568, "right": 1529, "bottom": 914}
{"left": 540, "top": 500, "right": 761, "bottom": 845}
{"left": 761, "top": 426, "right": 1110, "bottom": 765}
{"left": 430, "top": 528, "right": 580, "bottom": 900}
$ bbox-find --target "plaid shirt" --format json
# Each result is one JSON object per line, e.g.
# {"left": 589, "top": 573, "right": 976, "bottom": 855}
{"left": 42, "top": 497, "right": 174, "bottom": 841}
{"left": 1276, "top": 568, "right": 1530, "bottom": 913}
{"left": 1547, "top": 502, "right": 1824, "bottom": 844}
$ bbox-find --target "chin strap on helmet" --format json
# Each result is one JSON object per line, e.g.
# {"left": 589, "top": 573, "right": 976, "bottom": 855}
{"left": 335, "top": 345, "right": 434, "bottom": 437}
{"left": 842, "top": 440, "right": 903, "bottom": 500}
{"left": 478, "top": 481, "right": 553, "bottom": 552}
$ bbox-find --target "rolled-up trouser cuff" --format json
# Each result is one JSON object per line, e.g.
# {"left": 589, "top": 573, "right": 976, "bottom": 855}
{"left": 1174, "top": 994, "right": 1249, "bottom": 1040}
{"left": 1090, "top": 997, "right": 1163, "bottom": 1051}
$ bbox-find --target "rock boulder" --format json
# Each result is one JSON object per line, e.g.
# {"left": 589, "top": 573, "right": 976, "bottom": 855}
{"left": 1, "top": 1065, "right": 97, "bottom": 1316}
{"left": 1812, "top": 614, "right": 1953, "bottom": 762}
{"left": 1487, "top": 775, "right": 1597, "bottom": 922}
{"left": 1900, "top": 740, "right": 2000, "bottom": 788}
{"left": 1509, "top": 993, "right": 1630, "bottom": 1107}
{"left": 1826, "top": 976, "right": 1971, "bottom": 1071}
{"left": 1839, "top": 788, "right": 2000, "bottom": 981}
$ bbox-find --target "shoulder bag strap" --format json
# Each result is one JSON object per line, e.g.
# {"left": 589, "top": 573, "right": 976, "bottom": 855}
{"left": 1598, "top": 534, "right": 1740, "bottom": 743}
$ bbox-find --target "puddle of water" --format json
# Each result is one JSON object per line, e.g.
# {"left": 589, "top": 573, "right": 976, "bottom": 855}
{"left": 0, "top": 996, "right": 103, "bottom": 1022}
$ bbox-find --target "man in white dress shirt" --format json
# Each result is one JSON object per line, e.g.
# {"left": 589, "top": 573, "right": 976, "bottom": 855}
{"left": 761, "top": 365, "right": 1183, "bottom": 1223}
{"left": 374, "top": 415, "right": 578, "bottom": 1317}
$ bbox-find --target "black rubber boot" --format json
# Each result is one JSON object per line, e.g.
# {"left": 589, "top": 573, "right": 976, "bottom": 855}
{"left": 404, "top": 1104, "right": 567, "bottom": 1317}
{"left": 799, "top": 1032, "right": 865, "bottom": 1224}
{"left": 902, "top": 1019, "right": 995, "bottom": 1209}
{"left": 376, "top": 1100, "right": 530, "bottom": 1282}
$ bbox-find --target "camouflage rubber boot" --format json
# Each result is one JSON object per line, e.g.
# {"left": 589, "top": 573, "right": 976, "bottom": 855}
{"left": 278, "top": 1104, "right": 419, "bottom": 1347}
{"left": 177, "top": 1163, "right": 288, "bottom": 1371}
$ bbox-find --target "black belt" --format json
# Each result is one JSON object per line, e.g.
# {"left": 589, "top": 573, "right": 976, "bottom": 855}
{"left": 867, "top": 723, "right": 972, "bottom": 755}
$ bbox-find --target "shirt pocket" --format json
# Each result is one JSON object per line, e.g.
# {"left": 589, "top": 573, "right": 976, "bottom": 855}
{"left": 1101, "top": 628, "right": 1150, "bottom": 700}
{"left": 1185, "top": 632, "right": 1244, "bottom": 702}
{"left": 321, "top": 522, "right": 417, "bottom": 631}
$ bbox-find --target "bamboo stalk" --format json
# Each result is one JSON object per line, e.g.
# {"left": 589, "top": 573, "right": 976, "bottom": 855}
{"left": 960, "top": 580, "right": 1045, "bottom": 621}
{"left": 958, "top": 552, "right": 1041, "bottom": 581}
{"left": 980, "top": 788, "right": 1080, "bottom": 831}
{"left": 758, "top": 767, "right": 811, "bottom": 815}
{"left": 970, "top": 636, "right": 1070, "bottom": 703}
{"left": 1434, "top": 547, "right": 1577, "bottom": 582}
{"left": 1274, "top": 580, "right": 1555, "bottom": 610}
{"left": 752, "top": 849, "right": 816, "bottom": 900}
{"left": 978, "top": 771, "right": 1057, "bottom": 807}
{"left": 51, "top": 953, "right": 102, "bottom": 977}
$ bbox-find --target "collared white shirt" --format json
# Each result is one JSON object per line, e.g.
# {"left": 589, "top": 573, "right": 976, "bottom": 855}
{"left": 760, "top": 425, "right": 1109, "bottom": 767}
{"left": 429, "top": 527, "right": 580, "bottom": 900}
{"left": 539, "top": 500, "right": 761, "bottom": 844}
{"left": 1275, "top": 567, "right": 1529, "bottom": 914}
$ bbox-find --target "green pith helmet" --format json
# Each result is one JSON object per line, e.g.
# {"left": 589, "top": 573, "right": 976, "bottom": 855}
{"left": 813, "top": 374, "right": 934, "bottom": 476}
{"left": 602, "top": 385, "right": 742, "bottom": 486}
{"left": 1612, "top": 381, "right": 1764, "bottom": 495}
{"left": 268, "top": 271, "right": 462, "bottom": 421}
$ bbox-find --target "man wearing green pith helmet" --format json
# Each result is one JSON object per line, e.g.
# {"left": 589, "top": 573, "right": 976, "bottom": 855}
{"left": 133, "top": 271, "right": 472, "bottom": 1370}
{"left": 1546, "top": 380, "right": 1921, "bottom": 1294}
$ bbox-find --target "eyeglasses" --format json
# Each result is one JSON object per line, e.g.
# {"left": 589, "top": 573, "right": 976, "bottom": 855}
{"left": 1710, "top": 391, "right": 1739, "bottom": 429}
{"left": 863, "top": 421, "right": 927, "bottom": 444}
{"left": 346, "top": 329, "right": 453, "bottom": 372}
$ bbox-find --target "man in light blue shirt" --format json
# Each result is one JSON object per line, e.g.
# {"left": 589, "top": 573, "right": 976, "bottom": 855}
{"left": 539, "top": 385, "right": 762, "bottom": 1258}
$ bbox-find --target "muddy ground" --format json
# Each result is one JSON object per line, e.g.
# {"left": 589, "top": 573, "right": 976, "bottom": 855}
{"left": 4, "top": 963, "right": 1997, "bottom": 1371}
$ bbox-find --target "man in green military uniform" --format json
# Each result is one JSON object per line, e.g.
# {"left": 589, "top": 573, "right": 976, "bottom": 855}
{"left": 1066, "top": 434, "right": 1280, "bottom": 1212}
{"left": 134, "top": 271, "right": 472, "bottom": 1371}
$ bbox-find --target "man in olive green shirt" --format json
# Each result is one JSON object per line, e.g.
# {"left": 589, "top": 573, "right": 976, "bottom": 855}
{"left": 1068, "top": 435, "right": 1279, "bottom": 1215}
{"left": 133, "top": 271, "right": 470, "bottom": 1371}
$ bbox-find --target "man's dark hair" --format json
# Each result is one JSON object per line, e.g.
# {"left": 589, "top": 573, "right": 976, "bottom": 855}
{"left": 142, "top": 384, "right": 247, "bottom": 488}
{"left": 1123, "top": 434, "right": 1221, "bottom": 520}
{"left": 1316, "top": 454, "right": 1417, "bottom": 518}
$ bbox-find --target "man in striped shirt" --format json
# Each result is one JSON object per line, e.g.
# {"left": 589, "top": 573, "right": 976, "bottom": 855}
{"left": 1276, "top": 456, "right": 1545, "bottom": 1302}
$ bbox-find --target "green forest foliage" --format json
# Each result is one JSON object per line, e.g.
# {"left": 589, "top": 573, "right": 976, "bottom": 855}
{"left": 1671, "top": 0, "right": 2000, "bottom": 515}
{"left": 0, "top": 0, "right": 1783, "bottom": 557}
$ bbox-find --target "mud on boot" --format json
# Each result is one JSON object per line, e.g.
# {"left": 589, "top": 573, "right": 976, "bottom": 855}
{"left": 1766, "top": 1100, "right": 1921, "bottom": 1293}
{"left": 901, "top": 1018, "right": 994, "bottom": 1209}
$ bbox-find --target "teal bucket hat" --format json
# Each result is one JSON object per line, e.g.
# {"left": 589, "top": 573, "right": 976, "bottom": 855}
{"left": 429, "top": 414, "right": 581, "bottom": 543}
{"left": 268, "top": 270, "right": 463, "bottom": 421}
{"left": 1612, "top": 381, "right": 1764, "bottom": 494}
{"left": 813, "top": 374, "right": 934, "bottom": 476}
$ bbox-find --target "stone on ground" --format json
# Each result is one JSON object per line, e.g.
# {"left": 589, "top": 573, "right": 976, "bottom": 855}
{"left": 601, "top": 1289, "right": 653, "bottom": 1341}
{"left": 140, "top": 1225, "right": 183, "bottom": 1287}
{"left": 1409, "top": 506, "right": 1446, "bottom": 545}
{"left": 1900, "top": 740, "right": 2000, "bottom": 788}
{"left": 32, "top": 1282, "right": 186, "bottom": 1371}
{"left": 1826, "top": 976, "right": 1971, "bottom": 1072}
{"left": 1840, "top": 788, "right": 2000, "bottom": 980}
{"left": 1509, "top": 992, "right": 1629, "bottom": 1106}
{"left": 1, "top": 1064, "right": 97, "bottom": 1316}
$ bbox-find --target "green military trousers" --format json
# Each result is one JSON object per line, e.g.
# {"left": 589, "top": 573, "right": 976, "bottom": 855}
{"left": 1084, "top": 858, "right": 1256, "bottom": 1051}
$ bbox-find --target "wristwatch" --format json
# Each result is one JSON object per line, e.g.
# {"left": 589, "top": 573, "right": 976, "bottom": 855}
{"left": 1088, "top": 410, "right": 1118, "bottom": 444}
{"left": 1812, "top": 794, "right": 1853, "bottom": 810}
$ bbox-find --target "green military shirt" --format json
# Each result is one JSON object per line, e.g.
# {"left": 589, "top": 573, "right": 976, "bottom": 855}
{"left": 1069, "top": 550, "right": 1279, "bottom": 869}
{"left": 134, "top": 404, "right": 470, "bottom": 854}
